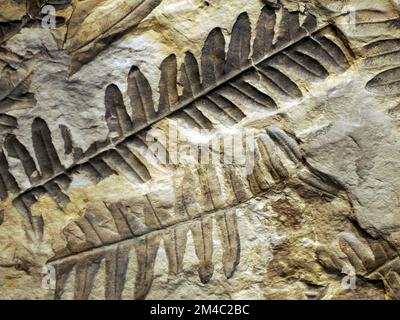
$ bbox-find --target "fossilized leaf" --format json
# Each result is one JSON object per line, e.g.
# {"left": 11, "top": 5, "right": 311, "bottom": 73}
{"left": 320, "top": 225, "right": 400, "bottom": 300}
{"left": 64, "top": 0, "right": 162, "bottom": 73}
{"left": 0, "top": 55, "right": 38, "bottom": 112}
{"left": 363, "top": 39, "right": 400, "bottom": 69}
{"left": 366, "top": 67, "right": 400, "bottom": 95}
{"left": 0, "top": 21, "right": 23, "bottom": 45}
{"left": 0, "top": 113, "right": 17, "bottom": 132}
{"left": 363, "top": 38, "right": 400, "bottom": 95}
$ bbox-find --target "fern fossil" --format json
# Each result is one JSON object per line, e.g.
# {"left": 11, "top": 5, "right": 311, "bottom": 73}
{"left": 363, "top": 38, "right": 400, "bottom": 95}
{"left": 0, "top": 49, "right": 39, "bottom": 113}
{"left": 49, "top": 124, "right": 342, "bottom": 300}
{"left": 65, "top": 0, "right": 162, "bottom": 53}
{"left": 317, "top": 222, "right": 400, "bottom": 299}
{"left": 0, "top": 3, "right": 354, "bottom": 299}
{"left": 0, "top": 114, "right": 18, "bottom": 133}
{"left": 0, "top": 48, "right": 37, "bottom": 147}
{"left": 65, "top": 0, "right": 163, "bottom": 74}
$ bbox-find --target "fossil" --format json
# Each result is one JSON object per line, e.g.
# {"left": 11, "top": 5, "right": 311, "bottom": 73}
{"left": 317, "top": 221, "right": 400, "bottom": 299}
{"left": 0, "top": 0, "right": 72, "bottom": 45}
{"left": 2, "top": 0, "right": 399, "bottom": 300}
{"left": 0, "top": 49, "right": 39, "bottom": 113}
{"left": 0, "top": 114, "right": 17, "bottom": 133}
{"left": 0, "top": 48, "right": 38, "bottom": 140}
{"left": 65, "top": 0, "right": 163, "bottom": 74}
{"left": 49, "top": 124, "right": 343, "bottom": 300}
{"left": 0, "top": 3, "right": 358, "bottom": 299}
{"left": 364, "top": 38, "right": 400, "bottom": 95}
{"left": 0, "top": 4, "right": 353, "bottom": 242}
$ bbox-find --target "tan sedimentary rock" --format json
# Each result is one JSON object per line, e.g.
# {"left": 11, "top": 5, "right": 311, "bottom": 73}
{"left": 0, "top": 0, "right": 399, "bottom": 300}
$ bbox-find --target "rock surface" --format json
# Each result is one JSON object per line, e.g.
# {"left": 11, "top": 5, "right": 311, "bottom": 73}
{"left": 0, "top": 0, "right": 399, "bottom": 300}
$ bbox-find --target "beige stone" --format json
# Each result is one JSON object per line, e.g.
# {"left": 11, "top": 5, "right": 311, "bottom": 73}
{"left": 0, "top": 0, "right": 399, "bottom": 300}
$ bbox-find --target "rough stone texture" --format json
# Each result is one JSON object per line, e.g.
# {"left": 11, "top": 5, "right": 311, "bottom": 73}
{"left": 0, "top": 0, "right": 399, "bottom": 300}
